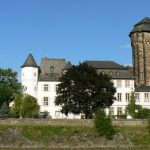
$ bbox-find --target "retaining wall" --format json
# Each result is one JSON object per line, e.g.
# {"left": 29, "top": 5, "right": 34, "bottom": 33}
{"left": 0, "top": 118, "right": 148, "bottom": 126}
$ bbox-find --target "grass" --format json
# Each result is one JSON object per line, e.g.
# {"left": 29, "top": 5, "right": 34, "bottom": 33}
{"left": 0, "top": 124, "right": 150, "bottom": 147}
{"left": 21, "top": 125, "right": 96, "bottom": 141}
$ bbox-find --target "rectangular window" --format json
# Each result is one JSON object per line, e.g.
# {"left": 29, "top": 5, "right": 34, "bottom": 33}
{"left": 117, "top": 93, "right": 122, "bottom": 102}
{"left": 135, "top": 93, "right": 140, "bottom": 102}
{"left": 144, "top": 93, "right": 149, "bottom": 102}
{"left": 55, "top": 111, "right": 60, "bottom": 117}
{"left": 125, "top": 93, "right": 130, "bottom": 102}
{"left": 44, "top": 84, "right": 48, "bottom": 91}
{"left": 117, "top": 80, "right": 122, "bottom": 88}
{"left": 43, "top": 97, "right": 49, "bottom": 106}
{"left": 109, "top": 107, "right": 114, "bottom": 115}
{"left": 117, "top": 107, "right": 123, "bottom": 115}
{"left": 125, "top": 80, "right": 130, "bottom": 88}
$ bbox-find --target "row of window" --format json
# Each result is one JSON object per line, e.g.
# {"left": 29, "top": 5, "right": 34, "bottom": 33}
{"left": 117, "top": 93, "right": 130, "bottom": 102}
{"left": 109, "top": 107, "right": 123, "bottom": 115}
{"left": 115, "top": 80, "right": 131, "bottom": 88}
{"left": 43, "top": 84, "right": 57, "bottom": 92}
{"left": 22, "top": 72, "right": 37, "bottom": 77}
{"left": 116, "top": 93, "right": 150, "bottom": 102}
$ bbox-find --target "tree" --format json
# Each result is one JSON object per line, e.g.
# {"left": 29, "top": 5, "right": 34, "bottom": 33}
{"left": 55, "top": 63, "right": 116, "bottom": 118}
{"left": 126, "top": 92, "right": 142, "bottom": 119}
{"left": 0, "top": 68, "right": 21, "bottom": 107}
{"left": 94, "top": 108, "right": 115, "bottom": 139}
{"left": 0, "top": 102, "right": 10, "bottom": 118}
{"left": 20, "top": 94, "right": 39, "bottom": 118}
{"left": 10, "top": 93, "right": 23, "bottom": 118}
{"left": 10, "top": 94, "right": 39, "bottom": 118}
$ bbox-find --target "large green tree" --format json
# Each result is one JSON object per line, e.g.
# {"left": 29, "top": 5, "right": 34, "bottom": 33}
{"left": 0, "top": 68, "right": 21, "bottom": 106}
{"left": 55, "top": 63, "right": 116, "bottom": 118}
{"left": 10, "top": 94, "right": 39, "bottom": 118}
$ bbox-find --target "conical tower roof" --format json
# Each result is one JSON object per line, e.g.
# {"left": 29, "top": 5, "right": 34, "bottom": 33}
{"left": 129, "top": 17, "right": 150, "bottom": 36}
{"left": 21, "top": 53, "right": 39, "bottom": 68}
{"left": 64, "top": 61, "right": 72, "bottom": 69}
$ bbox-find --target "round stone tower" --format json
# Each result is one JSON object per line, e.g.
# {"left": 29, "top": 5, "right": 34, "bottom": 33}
{"left": 21, "top": 53, "right": 39, "bottom": 98}
{"left": 129, "top": 17, "right": 150, "bottom": 87}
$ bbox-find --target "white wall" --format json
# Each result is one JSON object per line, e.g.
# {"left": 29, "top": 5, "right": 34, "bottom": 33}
{"left": 21, "top": 67, "right": 38, "bottom": 98}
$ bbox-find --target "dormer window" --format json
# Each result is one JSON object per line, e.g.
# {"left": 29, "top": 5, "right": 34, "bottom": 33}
{"left": 116, "top": 71, "right": 120, "bottom": 76}
{"left": 102, "top": 71, "right": 105, "bottom": 75}
{"left": 109, "top": 71, "right": 113, "bottom": 76}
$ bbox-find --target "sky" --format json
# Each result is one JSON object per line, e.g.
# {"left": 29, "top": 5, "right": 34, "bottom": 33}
{"left": 0, "top": 0, "right": 150, "bottom": 78}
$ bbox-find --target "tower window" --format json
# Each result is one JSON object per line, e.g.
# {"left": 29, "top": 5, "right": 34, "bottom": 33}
{"left": 140, "top": 72, "right": 144, "bottom": 77}
{"left": 34, "top": 73, "right": 36, "bottom": 77}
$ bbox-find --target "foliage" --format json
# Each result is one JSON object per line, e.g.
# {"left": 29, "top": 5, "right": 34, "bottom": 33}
{"left": 94, "top": 108, "right": 115, "bottom": 139}
{"left": 20, "top": 95, "right": 39, "bottom": 118}
{"left": 126, "top": 92, "right": 142, "bottom": 119}
{"left": 10, "top": 93, "right": 23, "bottom": 118}
{"left": 137, "top": 108, "right": 150, "bottom": 119}
{"left": 10, "top": 94, "right": 39, "bottom": 118}
{"left": 0, "top": 68, "right": 22, "bottom": 107}
{"left": 55, "top": 63, "right": 116, "bottom": 118}
{"left": 0, "top": 102, "right": 10, "bottom": 118}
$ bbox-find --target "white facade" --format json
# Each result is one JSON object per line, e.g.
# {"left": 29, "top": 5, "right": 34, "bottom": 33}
{"left": 109, "top": 79, "right": 134, "bottom": 116}
{"left": 21, "top": 54, "right": 150, "bottom": 119}
{"left": 21, "top": 67, "right": 38, "bottom": 98}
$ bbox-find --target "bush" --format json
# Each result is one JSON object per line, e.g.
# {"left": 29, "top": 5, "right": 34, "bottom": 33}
{"left": 20, "top": 95, "right": 39, "bottom": 118}
{"left": 10, "top": 94, "right": 39, "bottom": 118}
{"left": 0, "top": 102, "right": 10, "bottom": 118}
{"left": 137, "top": 108, "right": 150, "bottom": 119}
{"left": 94, "top": 108, "right": 115, "bottom": 139}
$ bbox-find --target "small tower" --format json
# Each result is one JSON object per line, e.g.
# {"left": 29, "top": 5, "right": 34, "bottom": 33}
{"left": 129, "top": 17, "right": 150, "bottom": 87}
{"left": 21, "top": 53, "right": 39, "bottom": 98}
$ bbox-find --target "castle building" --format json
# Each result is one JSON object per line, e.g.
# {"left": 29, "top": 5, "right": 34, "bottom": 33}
{"left": 21, "top": 55, "right": 134, "bottom": 118}
{"left": 21, "top": 54, "right": 79, "bottom": 119}
{"left": 21, "top": 17, "right": 150, "bottom": 119}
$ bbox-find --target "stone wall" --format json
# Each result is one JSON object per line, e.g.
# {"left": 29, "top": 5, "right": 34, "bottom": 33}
{"left": 0, "top": 118, "right": 148, "bottom": 126}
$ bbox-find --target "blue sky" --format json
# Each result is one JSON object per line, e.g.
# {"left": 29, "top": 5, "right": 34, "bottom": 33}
{"left": 0, "top": 0, "right": 150, "bottom": 77}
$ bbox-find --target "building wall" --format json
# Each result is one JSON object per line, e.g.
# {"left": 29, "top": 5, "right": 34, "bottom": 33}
{"left": 131, "top": 32, "right": 150, "bottom": 86}
{"left": 21, "top": 67, "right": 38, "bottom": 98}
{"left": 110, "top": 79, "right": 134, "bottom": 116}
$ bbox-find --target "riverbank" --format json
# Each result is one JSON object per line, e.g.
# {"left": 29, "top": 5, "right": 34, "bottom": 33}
{"left": 0, "top": 124, "right": 149, "bottom": 149}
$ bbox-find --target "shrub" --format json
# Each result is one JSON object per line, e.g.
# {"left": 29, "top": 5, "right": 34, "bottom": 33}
{"left": 94, "top": 108, "right": 115, "bottom": 139}
{"left": 0, "top": 102, "right": 10, "bottom": 118}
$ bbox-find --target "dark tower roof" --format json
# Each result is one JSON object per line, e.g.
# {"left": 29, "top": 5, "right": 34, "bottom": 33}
{"left": 129, "top": 17, "right": 150, "bottom": 36}
{"left": 64, "top": 61, "right": 72, "bottom": 69}
{"left": 21, "top": 53, "right": 39, "bottom": 68}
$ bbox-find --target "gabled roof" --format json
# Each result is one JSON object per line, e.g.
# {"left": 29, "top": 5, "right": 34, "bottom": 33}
{"left": 84, "top": 61, "right": 124, "bottom": 69}
{"left": 135, "top": 85, "right": 150, "bottom": 92}
{"left": 21, "top": 53, "right": 39, "bottom": 68}
{"left": 129, "top": 17, "right": 150, "bottom": 36}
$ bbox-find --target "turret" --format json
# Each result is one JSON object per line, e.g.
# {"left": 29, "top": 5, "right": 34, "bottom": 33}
{"left": 129, "top": 17, "right": 150, "bottom": 87}
{"left": 21, "top": 53, "right": 39, "bottom": 98}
